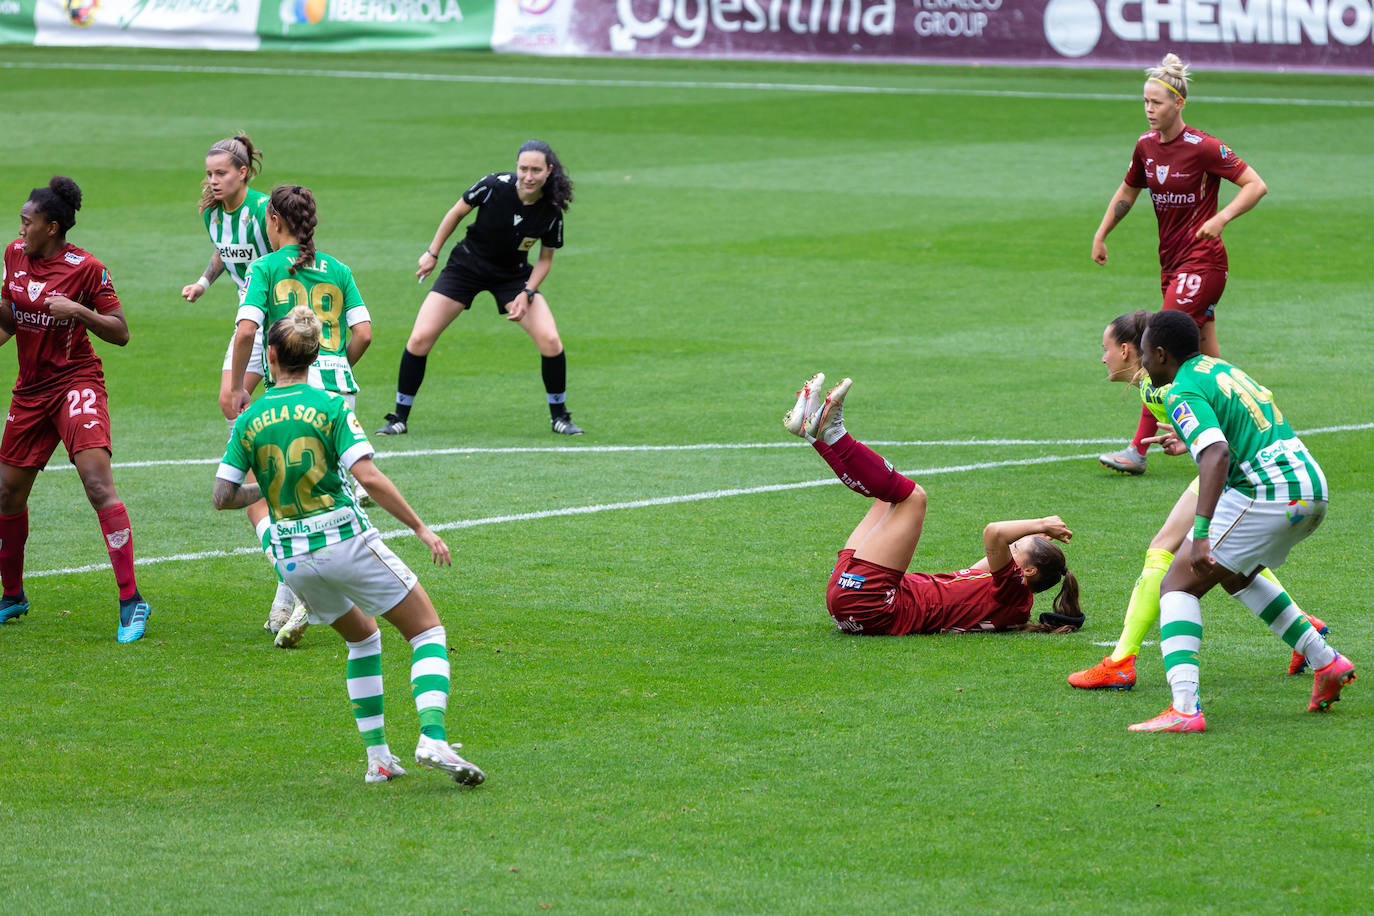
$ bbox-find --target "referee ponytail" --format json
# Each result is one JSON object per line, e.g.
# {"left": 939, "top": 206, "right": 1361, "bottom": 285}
{"left": 268, "top": 184, "right": 318, "bottom": 275}
{"left": 520, "top": 139, "right": 574, "bottom": 212}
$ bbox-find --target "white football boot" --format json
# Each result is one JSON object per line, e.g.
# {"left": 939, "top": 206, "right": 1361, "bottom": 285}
{"left": 783, "top": 372, "right": 825, "bottom": 438}
{"left": 274, "top": 602, "right": 310, "bottom": 648}
{"left": 415, "top": 735, "right": 486, "bottom": 786}
{"left": 365, "top": 753, "right": 408, "bottom": 784}
{"left": 804, "top": 377, "right": 852, "bottom": 445}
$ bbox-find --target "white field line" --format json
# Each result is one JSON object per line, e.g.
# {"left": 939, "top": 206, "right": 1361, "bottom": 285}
{"left": 27, "top": 421, "right": 1372, "bottom": 578}
{"left": 31, "top": 450, "right": 1100, "bottom": 578}
{"left": 44, "top": 423, "right": 1374, "bottom": 473}
{"left": 2, "top": 60, "right": 1372, "bottom": 108}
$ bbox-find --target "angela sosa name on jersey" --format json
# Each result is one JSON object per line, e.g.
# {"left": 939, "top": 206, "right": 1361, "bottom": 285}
{"left": 239, "top": 402, "right": 337, "bottom": 443}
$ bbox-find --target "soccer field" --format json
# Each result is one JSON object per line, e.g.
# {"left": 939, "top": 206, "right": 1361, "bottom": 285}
{"left": 1, "top": 47, "right": 1372, "bottom": 913}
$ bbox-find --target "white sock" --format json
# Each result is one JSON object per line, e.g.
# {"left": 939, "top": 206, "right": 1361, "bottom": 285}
{"left": 1160, "top": 591, "right": 1203, "bottom": 715}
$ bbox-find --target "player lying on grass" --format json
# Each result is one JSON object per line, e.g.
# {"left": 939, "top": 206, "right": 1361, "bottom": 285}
{"left": 213, "top": 306, "right": 484, "bottom": 786}
{"left": 783, "top": 374, "right": 1083, "bottom": 636}
{"left": 1125, "top": 310, "right": 1353, "bottom": 733}
{"left": 1068, "top": 309, "right": 1326, "bottom": 691}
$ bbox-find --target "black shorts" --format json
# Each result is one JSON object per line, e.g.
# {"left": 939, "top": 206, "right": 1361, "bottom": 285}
{"left": 431, "top": 246, "right": 532, "bottom": 315}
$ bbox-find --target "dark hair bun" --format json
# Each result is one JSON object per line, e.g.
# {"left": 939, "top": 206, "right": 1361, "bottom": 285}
{"left": 48, "top": 176, "right": 82, "bottom": 212}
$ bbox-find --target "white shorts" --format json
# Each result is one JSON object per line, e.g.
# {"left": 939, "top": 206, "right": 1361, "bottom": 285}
{"left": 277, "top": 528, "right": 418, "bottom": 626}
{"left": 222, "top": 328, "right": 265, "bottom": 376}
{"left": 1189, "top": 489, "right": 1327, "bottom": 576}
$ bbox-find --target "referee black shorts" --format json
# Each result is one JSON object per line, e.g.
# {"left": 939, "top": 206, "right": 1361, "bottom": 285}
{"left": 431, "top": 247, "right": 533, "bottom": 315}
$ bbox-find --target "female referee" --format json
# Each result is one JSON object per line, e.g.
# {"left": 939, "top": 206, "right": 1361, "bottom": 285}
{"left": 378, "top": 139, "right": 582, "bottom": 437}
{"left": 215, "top": 306, "right": 484, "bottom": 786}
{"left": 783, "top": 374, "right": 1083, "bottom": 636}
{"left": 1090, "top": 53, "right": 1267, "bottom": 476}
{"left": 0, "top": 177, "right": 152, "bottom": 642}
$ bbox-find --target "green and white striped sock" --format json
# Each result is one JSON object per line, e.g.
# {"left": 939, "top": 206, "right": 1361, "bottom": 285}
{"left": 1159, "top": 591, "right": 1202, "bottom": 715}
{"left": 410, "top": 625, "right": 449, "bottom": 742}
{"left": 346, "top": 630, "right": 388, "bottom": 756}
{"left": 1232, "top": 574, "right": 1335, "bottom": 669}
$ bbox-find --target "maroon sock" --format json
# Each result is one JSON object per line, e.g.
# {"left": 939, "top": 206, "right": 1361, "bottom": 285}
{"left": 1130, "top": 404, "right": 1155, "bottom": 455}
{"left": 813, "top": 434, "right": 915, "bottom": 502}
{"left": 97, "top": 503, "right": 138, "bottom": 601}
{"left": 0, "top": 509, "right": 28, "bottom": 596}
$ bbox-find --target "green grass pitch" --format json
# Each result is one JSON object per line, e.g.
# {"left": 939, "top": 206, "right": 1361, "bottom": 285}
{"left": 1, "top": 49, "right": 1372, "bottom": 913}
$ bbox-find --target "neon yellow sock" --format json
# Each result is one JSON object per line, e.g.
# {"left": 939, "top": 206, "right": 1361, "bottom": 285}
{"left": 1257, "top": 566, "right": 1299, "bottom": 615}
{"left": 1111, "top": 548, "right": 1174, "bottom": 662}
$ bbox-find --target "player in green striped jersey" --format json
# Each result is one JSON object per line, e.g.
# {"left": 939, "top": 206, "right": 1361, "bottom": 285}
{"left": 1126, "top": 310, "right": 1353, "bottom": 732}
{"left": 214, "top": 306, "right": 484, "bottom": 786}
{"left": 226, "top": 184, "right": 372, "bottom": 409}
{"left": 226, "top": 184, "right": 374, "bottom": 646}
{"left": 180, "top": 135, "right": 305, "bottom": 637}
{"left": 1069, "top": 311, "right": 1323, "bottom": 692}
{"left": 181, "top": 134, "right": 274, "bottom": 413}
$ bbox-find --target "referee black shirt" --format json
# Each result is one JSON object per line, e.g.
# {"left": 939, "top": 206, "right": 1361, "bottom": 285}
{"left": 456, "top": 172, "right": 565, "bottom": 272}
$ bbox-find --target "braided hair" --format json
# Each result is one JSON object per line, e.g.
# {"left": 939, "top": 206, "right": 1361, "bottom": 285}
{"left": 519, "top": 139, "right": 574, "bottom": 212}
{"left": 27, "top": 176, "right": 82, "bottom": 234}
{"left": 267, "top": 184, "right": 318, "bottom": 275}
{"left": 199, "top": 133, "right": 264, "bottom": 214}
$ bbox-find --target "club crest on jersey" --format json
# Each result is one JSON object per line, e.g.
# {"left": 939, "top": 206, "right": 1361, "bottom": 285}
{"left": 27, "top": 281, "right": 45, "bottom": 301}
{"left": 1170, "top": 402, "right": 1200, "bottom": 438}
{"left": 837, "top": 572, "right": 866, "bottom": 591}
{"left": 1155, "top": 165, "right": 1170, "bottom": 183}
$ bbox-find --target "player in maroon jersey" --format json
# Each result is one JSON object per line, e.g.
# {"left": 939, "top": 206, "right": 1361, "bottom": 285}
{"left": 0, "top": 177, "right": 151, "bottom": 642}
{"left": 783, "top": 374, "right": 1082, "bottom": 636}
{"left": 1090, "top": 53, "right": 1268, "bottom": 477}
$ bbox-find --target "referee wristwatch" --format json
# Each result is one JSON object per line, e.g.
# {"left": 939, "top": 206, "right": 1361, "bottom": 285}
{"left": 522, "top": 287, "right": 537, "bottom": 298}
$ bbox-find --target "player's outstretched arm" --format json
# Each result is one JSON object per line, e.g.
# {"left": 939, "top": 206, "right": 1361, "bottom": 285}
{"left": 1092, "top": 182, "right": 1141, "bottom": 264}
{"left": 0, "top": 296, "right": 14, "bottom": 338}
{"left": 348, "top": 457, "right": 450, "bottom": 565}
{"left": 416, "top": 199, "right": 473, "bottom": 281}
{"left": 183, "top": 252, "right": 225, "bottom": 302}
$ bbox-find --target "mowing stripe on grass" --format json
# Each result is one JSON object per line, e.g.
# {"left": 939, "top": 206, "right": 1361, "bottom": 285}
{"left": 29, "top": 451, "right": 1101, "bottom": 578}
{"left": 46, "top": 422, "right": 1373, "bottom": 473}
{"left": 2, "top": 60, "right": 1372, "bottom": 107}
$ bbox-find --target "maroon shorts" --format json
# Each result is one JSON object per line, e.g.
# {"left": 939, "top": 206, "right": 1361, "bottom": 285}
{"left": 1, "top": 377, "right": 112, "bottom": 468}
{"left": 825, "top": 549, "right": 906, "bottom": 635}
{"left": 1159, "top": 267, "right": 1226, "bottom": 326}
